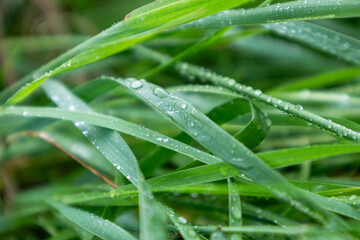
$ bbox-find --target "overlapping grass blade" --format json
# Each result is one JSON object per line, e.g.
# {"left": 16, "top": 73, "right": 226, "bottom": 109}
{"left": 3, "top": 107, "right": 360, "bottom": 220}
{"left": 134, "top": 45, "right": 360, "bottom": 141}
{"left": 116, "top": 77, "right": 349, "bottom": 227}
{"left": 3, "top": 107, "right": 360, "bottom": 169}
{"left": 46, "top": 201, "right": 137, "bottom": 240}
{"left": 1, "top": 0, "right": 249, "bottom": 106}
{"left": 42, "top": 79, "right": 167, "bottom": 240}
{"left": 141, "top": 97, "right": 268, "bottom": 176}
{"left": 180, "top": 0, "right": 360, "bottom": 29}
{"left": 265, "top": 21, "right": 360, "bottom": 66}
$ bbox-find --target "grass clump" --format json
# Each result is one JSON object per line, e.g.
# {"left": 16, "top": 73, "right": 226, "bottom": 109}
{"left": 0, "top": 0, "right": 360, "bottom": 239}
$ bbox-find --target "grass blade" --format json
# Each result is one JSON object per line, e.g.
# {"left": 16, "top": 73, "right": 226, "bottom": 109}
{"left": 266, "top": 21, "right": 360, "bottom": 66}
{"left": 2, "top": 0, "right": 249, "bottom": 106}
{"left": 46, "top": 201, "right": 137, "bottom": 240}
{"left": 180, "top": 0, "right": 360, "bottom": 29}
{"left": 42, "top": 79, "right": 167, "bottom": 240}
{"left": 228, "top": 178, "right": 242, "bottom": 240}
{"left": 117, "top": 78, "right": 348, "bottom": 226}
{"left": 134, "top": 45, "right": 360, "bottom": 141}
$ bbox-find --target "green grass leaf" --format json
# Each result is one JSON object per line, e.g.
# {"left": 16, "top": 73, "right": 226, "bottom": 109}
{"left": 2, "top": 0, "right": 249, "bottom": 106}
{"left": 46, "top": 201, "right": 137, "bottom": 240}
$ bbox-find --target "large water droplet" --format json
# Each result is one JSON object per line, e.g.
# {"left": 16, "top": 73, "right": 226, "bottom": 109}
{"left": 131, "top": 80, "right": 143, "bottom": 89}
{"left": 177, "top": 216, "right": 187, "bottom": 224}
{"left": 154, "top": 88, "right": 168, "bottom": 98}
{"left": 231, "top": 205, "right": 242, "bottom": 220}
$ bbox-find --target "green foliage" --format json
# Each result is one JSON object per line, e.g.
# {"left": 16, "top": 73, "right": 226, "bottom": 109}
{"left": 1, "top": 0, "right": 360, "bottom": 239}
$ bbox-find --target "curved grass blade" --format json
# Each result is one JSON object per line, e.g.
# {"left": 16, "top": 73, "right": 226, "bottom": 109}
{"left": 2, "top": 106, "right": 221, "bottom": 165}
{"left": 46, "top": 201, "right": 137, "bottom": 240}
{"left": 117, "top": 78, "right": 348, "bottom": 227}
{"left": 179, "top": 0, "right": 360, "bottom": 29}
{"left": 134, "top": 46, "right": 360, "bottom": 141}
{"left": 265, "top": 21, "right": 360, "bottom": 66}
{"left": 3, "top": 108, "right": 360, "bottom": 219}
{"left": 42, "top": 79, "right": 167, "bottom": 240}
{"left": 173, "top": 87, "right": 270, "bottom": 149}
{"left": 3, "top": 107, "right": 360, "bottom": 169}
{"left": 141, "top": 97, "right": 269, "bottom": 176}
{"left": 2, "top": 0, "right": 249, "bottom": 106}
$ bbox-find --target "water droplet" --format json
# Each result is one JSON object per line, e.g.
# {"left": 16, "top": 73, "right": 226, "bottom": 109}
{"left": 190, "top": 193, "right": 198, "bottom": 198}
{"left": 131, "top": 80, "right": 143, "bottom": 89}
{"left": 232, "top": 157, "right": 244, "bottom": 163}
{"left": 231, "top": 205, "right": 242, "bottom": 220}
{"left": 177, "top": 216, "right": 187, "bottom": 224}
{"left": 254, "top": 89, "right": 262, "bottom": 96}
{"left": 193, "top": 132, "right": 199, "bottom": 137}
{"left": 154, "top": 88, "right": 168, "bottom": 98}
{"left": 349, "top": 195, "right": 357, "bottom": 201}
{"left": 188, "top": 229, "right": 197, "bottom": 237}
{"left": 296, "top": 104, "right": 303, "bottom": 110}
{"left": 180, "top": 103, "right": 187, "bottom": 109}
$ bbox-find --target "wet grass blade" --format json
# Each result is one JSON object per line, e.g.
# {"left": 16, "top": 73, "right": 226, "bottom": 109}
{"left": 3, "top": 106, "right": 360, "bottom": 220}
{"left": 41, "top": 79, "right": 167, "bottom": 240}
{"left": 117, "top": 78, "right": 349, "bottom": 227}
{"left": 164, "top": 207, "right": 201, "bottom": 240}
{"left": 46, "top": 201, "right": 137, "bottom": 240}
{"left": 179, "top": 0, "right": 360, "bottom": 29}
{"left": 141, "top": 97, "right": 267, "bottom": 176}
{"left": 134, "top": 45, "right": 360, "bottom": 141}
{"left": 1, "top": 0, "right": 249, "bottom": 106}
{"left": 3, "top": 107, "right": 360, "bottom": 169}
{"left": 228, "top": 178, "right": 242, "bottom": 240}
{"left": 266, "top": 21, "right": 360, "bottom": 66}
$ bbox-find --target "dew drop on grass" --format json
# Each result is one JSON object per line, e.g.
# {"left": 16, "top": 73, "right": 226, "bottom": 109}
{"left": 181, "top": 103, "right": 187, "bottom": 109}
{"left": 254, "top": 89, "right": 262, "bottom": 96}
{"left": 193, "top": 132, "right": 199, "bottom": 137}
{"left": 349, "top": 195, "right": 357, "bottom": 201}
{"left": 296, "top": 104, "right": 303, "bottom": 110}
{"left": 130, "top": 80, "right": 143, "bottom": 89}
{"left": 232, "top": 157, "right": 244, "bottom": 163}
{"left": 188, "top": 229, "right": 197, "bottom": 238}
{"left": 154, "top": 88, "right": 168, "bottom": 98}
{"left": 177, "top": 216, "right": 187, "bottom": 224}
